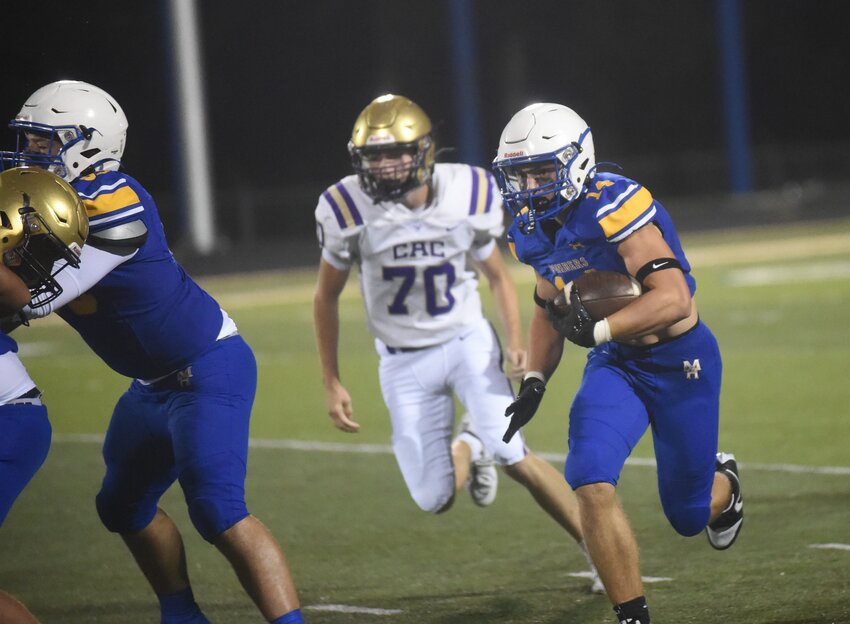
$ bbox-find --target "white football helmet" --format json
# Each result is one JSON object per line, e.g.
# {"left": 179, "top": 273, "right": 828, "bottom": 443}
{"left": 492, "top": 103, "right": 595, "bottom": 234}
{"left": 2, "top": 80, "right": 128, "bottom": 182}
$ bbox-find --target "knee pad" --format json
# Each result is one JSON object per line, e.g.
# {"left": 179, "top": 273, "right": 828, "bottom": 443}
{"left": 180, "top": 452, "right": 249, "bottom": 542}
{"left": 564, "top": 443, "right": 621, "bottom": 490}
{"left": 658, "top": 469, "right": 713, "bottom": 536}
{"left": 663, "top": 501, "right": 711, "bottom": 537}
{"left": 95, "top": 476, "right": 158, "bottom": 534}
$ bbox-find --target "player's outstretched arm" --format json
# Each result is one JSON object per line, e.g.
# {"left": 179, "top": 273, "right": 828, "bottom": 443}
{"left": 314, "top": 259, "right": 360, "bottom": 433}
{"left": 477, "top": 245, "right": 527, "bottom": 380}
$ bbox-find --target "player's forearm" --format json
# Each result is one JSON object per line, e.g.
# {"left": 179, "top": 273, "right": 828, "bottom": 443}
{"left": 0, "top": 265, "right": 31, "bottom": 316}
{"left": 526, "top": 309, "right": 564, "bottom": 380}
{"left": 313, "top": 300, "right": 343, "bottom": 387}
{"left": 608, "top": 280, "right": 692, "bottom": 340}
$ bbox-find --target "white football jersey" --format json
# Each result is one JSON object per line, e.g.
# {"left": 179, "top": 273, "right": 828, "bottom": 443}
{"left": 315, "top": 163, "right": 505, "bottom": 347}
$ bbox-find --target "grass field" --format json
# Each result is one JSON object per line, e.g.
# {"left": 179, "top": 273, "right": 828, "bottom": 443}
{"left": 2, "top": 219, "right": 849, "bottom": 623}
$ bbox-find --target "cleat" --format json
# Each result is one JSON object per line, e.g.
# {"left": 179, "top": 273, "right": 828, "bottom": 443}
{"left": 706, "top": 452, "right": 744, "bottom": 550}
{"left": 456, "top": 413, "right": 498, "bottom": 507}
{"left": 469, "top": 457, "right": 498, "bottom": 507}
{"left": 590, "top": 570, "right": 605, "bottom": 596}
{"left": 590, "top": 572, "right": 606, "bottom": 595}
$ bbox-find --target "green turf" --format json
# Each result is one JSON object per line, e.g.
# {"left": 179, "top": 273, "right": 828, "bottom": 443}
{"left": 2, "top": 221, "right": 849, "bottom": 623}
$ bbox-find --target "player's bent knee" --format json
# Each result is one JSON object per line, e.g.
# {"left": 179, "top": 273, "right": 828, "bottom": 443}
{"left": 564, "top": 454, "right": 618, "bottom": 490}
{"left": 664, "top": 504, "right": 711, "bottom": 537}
{"left": 411, "top": 489, "right": 454, "bottom": 514}
{"left": 180, "top": 451, "right": 250, "bottom": 541}
{"left": 187, "top": 494, "right": 249, "bottom": 542}
{"left": 95, "top": 486, "right": 158, "bottom": 534}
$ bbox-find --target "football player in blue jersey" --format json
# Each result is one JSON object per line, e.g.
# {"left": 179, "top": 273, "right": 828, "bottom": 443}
{"left": 2, "top": 81, "right": 304, "bottom": 624}
{"left": 492, "top": 104, "right": 744, "bottom": 624}
{"left": 0, "top": 167, "right": 89, "bottom": 624}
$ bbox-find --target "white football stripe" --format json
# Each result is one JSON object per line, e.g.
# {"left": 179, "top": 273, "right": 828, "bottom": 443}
{"left": 724, "top": 261, "right": 850, "bottom": 287}
{"left": 304, "top": 604, "right": 402, "bottom": 615}
{"left": 52, "top": 434, "right": 850, "bottom": 475}
{"left": 809, "top": 543, "right": 850, "bottom": 551}
{"left": 569, "top": 571, "right": 672, "bottom": 583}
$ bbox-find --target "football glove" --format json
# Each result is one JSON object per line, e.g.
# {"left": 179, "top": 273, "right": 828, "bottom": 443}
{"left": 547, "top": 286, "right": 596, "bottom": 348}
{"left": 503, "top": 375, "right": 546, "bottom": 443}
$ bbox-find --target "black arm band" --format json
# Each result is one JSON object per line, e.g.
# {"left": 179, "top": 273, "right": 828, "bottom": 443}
{"left": 533, "top": 287, "right": 547, "bottom": 309}
{"left": 635, "top": 257, "right": 683, "bottom": 286}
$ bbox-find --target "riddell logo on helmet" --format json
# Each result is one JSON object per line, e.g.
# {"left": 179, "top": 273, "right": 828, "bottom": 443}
{"left": 366, "top": 134, "right": 395, "bottom": 145}
{"left": 502, "top": 151, "right": 526, "bottom": 158}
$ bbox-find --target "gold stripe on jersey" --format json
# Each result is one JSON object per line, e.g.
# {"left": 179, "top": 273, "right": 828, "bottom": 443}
{"left": 326, "top": 185, "right": 358, "bottom": 228}
{"left": 599, "top": 187, "right": 653, "bottom": 238}
{"left": 587, "top": 179, "right": 615, "bottom": 200}
{"left": 472, "top": 167, "right": 489, "bottom": 215}
{"left": 83, "top": 185, "right": 141, "bottom": 217}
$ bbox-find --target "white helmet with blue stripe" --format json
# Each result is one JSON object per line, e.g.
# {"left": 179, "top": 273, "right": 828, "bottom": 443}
{"left": 3, "top": 80, "right": 128, "bottom": 182}
{"left": 492, "top": 103, "right": 595, "bottom": 234}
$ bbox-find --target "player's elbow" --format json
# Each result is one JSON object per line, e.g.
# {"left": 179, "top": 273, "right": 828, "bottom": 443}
{"left": 660, "top": 287, "right": 692, "bottom": 323}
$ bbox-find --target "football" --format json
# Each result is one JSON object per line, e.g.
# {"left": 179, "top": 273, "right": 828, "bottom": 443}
{"left": 550, "top": 270, "right": 642, "bottom": 321}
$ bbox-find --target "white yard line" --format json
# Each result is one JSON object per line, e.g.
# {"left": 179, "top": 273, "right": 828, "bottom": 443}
{"left": 809, "top": 544, "right": 850, "bottom": 551}
{"left": 52, "top": 434, "right": 850, "bottom": 475}
{"left": 725, "top": 260, "right": 850, "bottom": 287}
{"left": 569, "top": 571, "right": 672, "bottom": 584}
{"left": 304, "top": 604, "right": 403, "bottom": 615}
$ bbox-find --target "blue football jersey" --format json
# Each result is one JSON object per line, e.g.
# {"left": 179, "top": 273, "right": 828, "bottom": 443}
{"left": 0, "top": 331, "right": 16, "bottom": 356}
{"left": 507, "top": 172, "right": 696, "bottom": 294}
{"left": 60, "top": 170, "right": 224, "bottom": 379}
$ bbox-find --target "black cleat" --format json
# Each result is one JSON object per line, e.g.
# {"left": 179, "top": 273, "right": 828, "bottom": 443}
{"left": 706, "top": 452, "right": 744, "bottom": 550}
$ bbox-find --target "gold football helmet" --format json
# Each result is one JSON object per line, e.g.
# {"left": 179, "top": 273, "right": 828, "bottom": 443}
{"left": 0, "top": 167, "right": 89, "bottom": 307}
{"left": 348, "top": 94, "right": 435, "bottom": 202}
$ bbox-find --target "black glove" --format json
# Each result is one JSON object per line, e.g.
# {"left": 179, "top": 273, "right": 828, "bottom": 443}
{"left": 547, "top": 286, "right": 596, "bottom": 348}
{"left": 503, "top": 375, "right": 546, "bottom": 443}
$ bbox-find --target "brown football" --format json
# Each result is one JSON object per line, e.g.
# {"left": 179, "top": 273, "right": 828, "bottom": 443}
{"left": 550, "top": 270, "right": 642, "bottom": 321}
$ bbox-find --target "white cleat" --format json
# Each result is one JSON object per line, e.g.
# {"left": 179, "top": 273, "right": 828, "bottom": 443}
{"left": 590, "top": 571, "right": 606, "bottom": 595}
{"left": 456, "top": 413, "right": 498, "bottom": 507}
{"left": 468, "top": 456, "right": 498, "bottom": 507}
{"left": 706, "top": 452, "right": 744, "bottom": 550}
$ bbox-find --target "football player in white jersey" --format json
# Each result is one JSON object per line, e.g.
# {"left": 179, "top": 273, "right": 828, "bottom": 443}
{"left": 313, "top": 94, "right": 602, "bottom": 593}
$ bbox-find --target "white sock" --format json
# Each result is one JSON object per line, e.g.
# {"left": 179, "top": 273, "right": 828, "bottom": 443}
{"left": 455, "top": 431, "right": 485, "bottom": 462}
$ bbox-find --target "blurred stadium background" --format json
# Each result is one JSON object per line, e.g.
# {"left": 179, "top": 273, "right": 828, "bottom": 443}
{"left": 2, "top": 1, "right": 849, "bottom": 273}
{"left": 2, "top": 2, "right": 850, "bottom": 622}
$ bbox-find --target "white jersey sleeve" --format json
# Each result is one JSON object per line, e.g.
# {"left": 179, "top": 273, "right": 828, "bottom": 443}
{"left": 314, "top": 177, "right": 365, "bottom": 271}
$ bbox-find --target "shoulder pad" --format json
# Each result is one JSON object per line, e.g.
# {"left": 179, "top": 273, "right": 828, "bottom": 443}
{"left": 88, "top": 219, "right": 148, "bottom": 256}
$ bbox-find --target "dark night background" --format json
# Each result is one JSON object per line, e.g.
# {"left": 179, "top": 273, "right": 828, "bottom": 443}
{"left": 2, "top": 1, "right": 849, "bottom": 273}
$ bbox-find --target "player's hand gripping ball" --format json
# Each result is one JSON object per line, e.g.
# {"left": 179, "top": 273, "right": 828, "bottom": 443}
{"left": 546, "top": 271, "right": 642, "bottom": 346}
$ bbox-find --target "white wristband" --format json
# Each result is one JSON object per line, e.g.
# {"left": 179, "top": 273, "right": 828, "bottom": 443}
{"left": 524, "top": 370, "right": 547, "bottom": 384}
{"left": 593, "top": 318, "right": 612, "bottom": 345}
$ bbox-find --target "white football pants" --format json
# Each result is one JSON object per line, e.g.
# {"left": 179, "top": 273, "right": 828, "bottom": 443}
{"left": 376, "top": 317, "right": 527, "bottom": 512}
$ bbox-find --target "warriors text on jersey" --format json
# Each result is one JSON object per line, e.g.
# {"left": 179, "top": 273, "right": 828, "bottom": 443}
{"left": 315, "top": 163, "right": 504, "bottom": 348}
{"left": 507, "top": 172, "right": 697, "bottom": 294}
{"left": 61, "top": 170, "right": 229, "bottom": 380}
